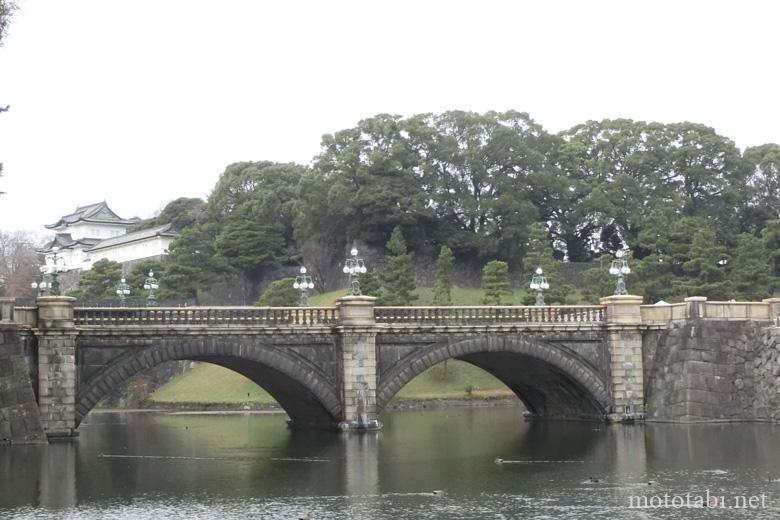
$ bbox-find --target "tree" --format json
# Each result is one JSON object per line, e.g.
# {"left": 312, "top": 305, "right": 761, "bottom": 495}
{"left": 256, "top": 278, "right": 298, "bottom": 306}
{"left": 0, "top": 1, "right": 15, "bottom": 46}
{"left": 581, "top": 257, "right": 616, "bottom": 304}
{"left": 743, "top": 144, "right": 780, "bottom": 227}
{"left": 521, "top": 222, "right": 572, "bottom": 304}
{"left": 729, "top": 233, "right": 775, "bottom": 300}
{"left": 358, "top": 270, "right": 382, "bottom": 299}
{"left": 481, "top": 260, "right": 511, "bottom": 305}
{"left": 0, "top": 230, "right": 39, "bottom": 296}
{"left": 127, "top": 259, "right": 165, "bottom": 300}
{"left": 0, "top": 0, "right": 18, "bottom": 196}
{"left": 68, "top": 259, "right": 123, "bottom": 300}
{"left": 674, "top": 228, "right": 731, "bottom": 299}
{"left": 432, "top": 245, "right": 455, "bottom": 305}
{"left": 215, "top": 204, "right": 286, "bottom": 278}
{"left": 133, "top": 197, "right": 206, "bottom": 232}
{"left": 380, "top": 226, "right": 417, "bottom": 305}
{"left": 161, "top": 227, "right": 226, "bottom": 300}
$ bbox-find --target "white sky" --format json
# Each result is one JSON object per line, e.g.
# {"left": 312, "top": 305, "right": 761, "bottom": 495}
{"left": 1, "top": 0, "right": 778, "bottom": 234}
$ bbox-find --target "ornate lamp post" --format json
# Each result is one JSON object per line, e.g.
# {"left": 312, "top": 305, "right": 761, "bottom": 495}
{"left": 43, "top": 246, "right": 69, "bottom": 296}
{"left": 31, "top": 277, "right": 49, "bottom": 297}
{"left": 608, "top": 250, "right": 631, "bottom": 295}
{"left": 342, "top": 246, "right": 367, "bottom": 296}
{"left": 116, "top": 277, "right": 131, "bottom": 306}
{"left": 143, "top": 270, "right": 159, "bottom": 307}
{"left": 293, "top": 266, "right": 315, "bottom": 307}
{"left": 529, "top": 267, "right": 550, "bottom": 306}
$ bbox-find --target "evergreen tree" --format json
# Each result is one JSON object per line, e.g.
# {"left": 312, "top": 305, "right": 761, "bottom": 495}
{"left": 358, "top": 270, "right": 383, "bottom": 299}
{"left": 581, "top": 255, "right": 616, "bottom": 304}
{"left": 256, "top": 278, "right": 299, "bottom": 306}
{"left": 432, "top": 245, "right": 454, "bottom": 305}
{"left": 674, "top": 228, "right": 731, "bottom": 299}
{"left": 68, "top": 259, "right": 123, "bottom": 300}
{"left": 521, "top": 222, "right": 572, "bottom": 304}
{"left": 380, "top": 226, "right": 418, "bottom": 305}
{"left": 127, "top": 260, "right": 165, "bottom": 300}
{"left": 729, "top": 233, "right": 775, "bottom": 300}
{"left": 481, "top": 260, "right": 512, "bottom": 305}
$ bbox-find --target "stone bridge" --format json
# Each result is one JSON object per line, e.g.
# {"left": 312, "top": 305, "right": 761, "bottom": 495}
{"left": 1, "top": 295, "right": 778, "bottom": 442}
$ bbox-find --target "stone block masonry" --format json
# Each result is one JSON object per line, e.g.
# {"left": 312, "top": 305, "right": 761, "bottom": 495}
{"left": 0, "top": 325, "right": 46, "bottom": 444}
{"left": 643, "top": 320, "right": 780, "bottom": 422}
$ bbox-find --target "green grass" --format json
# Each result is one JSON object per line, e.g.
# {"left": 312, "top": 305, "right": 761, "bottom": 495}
{"left": 148, "top": 360, "right": 514, "bottom": 405}
{"left": 148, "top": 363, "right": 277, "bottom": 405}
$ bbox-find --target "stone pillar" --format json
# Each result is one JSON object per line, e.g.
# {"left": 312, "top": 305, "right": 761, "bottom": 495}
{"left": 0, "top": 297, "right": 14, "bottom": 323}
{"left": 35, "top": 296, "right": 79, "bottom": 439}
{"left": 685, "top": 296, "right": 707, "bottom": 319}
{"left": 336, "top": 296, "right": 381, "bottom": 431}
{"left": 601, "top": 295, "right": 645, "bottom": 422}
{"left": 762, "top": 297, "right": 780, "bottom": 324}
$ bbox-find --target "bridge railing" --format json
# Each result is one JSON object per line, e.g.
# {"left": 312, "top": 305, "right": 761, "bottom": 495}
{"left": 74, "top": 306, "right": 340, "bottom": 326}
{"left": 374, "top": 305, "right": 605, "bottom": 325}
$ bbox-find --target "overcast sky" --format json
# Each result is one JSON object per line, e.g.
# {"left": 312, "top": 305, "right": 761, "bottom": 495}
{"left": 1, "top": 0, "right": 778, "bottom": 235}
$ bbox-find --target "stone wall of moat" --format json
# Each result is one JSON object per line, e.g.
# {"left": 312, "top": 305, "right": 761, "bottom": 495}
{"left": 0, "top": 326, "right": 46, "bottom": 443}
{"left": 643, "top": 320, "right": 780, "bottom": 422}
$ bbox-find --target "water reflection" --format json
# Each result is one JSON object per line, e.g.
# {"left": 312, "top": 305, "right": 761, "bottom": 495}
{"left": 0, "top": 408, "right": 778, "bottom": 519}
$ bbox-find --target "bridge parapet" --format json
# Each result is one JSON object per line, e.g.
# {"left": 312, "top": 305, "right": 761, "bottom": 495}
{"left": 73, "top": 306, "right": 339, "bottom": 326}
{"left": 374, "top": 305, "right": 605, "bottom": 325}
{"left": 640, "top": 297, "right": 777, "bottom": 325}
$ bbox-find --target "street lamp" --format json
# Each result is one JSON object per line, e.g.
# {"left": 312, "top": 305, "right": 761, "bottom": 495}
{"left": 342, "top": 246, "right": 367, "bottom": 296}
{"left": 31, "top": 278, "right": 49, "bottom": 297}
{"left": 293, "top": 266, "right": 315, "bottom": 307}
{"left": 529, "top": 267, "right": 550, "bottom": 306}
{"left": 143, "top": 270, "right": 159, "bottom": 307}
{"left": 116, "top": 277, "right": 131, "bottom": 306}
{"left": 608, "top": 250, "right": 631, "bottom": 295}
{"left": 43, "top": 246, "right": 69, "bottom": 296}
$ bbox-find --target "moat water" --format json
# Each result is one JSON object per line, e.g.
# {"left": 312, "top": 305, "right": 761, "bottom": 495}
{"left": 1, "top": 407, "right": 779, "bottom": 519}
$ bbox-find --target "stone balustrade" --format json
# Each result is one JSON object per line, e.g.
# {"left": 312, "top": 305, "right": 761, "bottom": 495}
{"left": 73, "top": 306, "right": 340, "bottom": 326}
{"left": 374, "top": 305, "right": 605, "bottom": 325}
{"left": 640, "top": 297, "right": 779, "bottom": 324}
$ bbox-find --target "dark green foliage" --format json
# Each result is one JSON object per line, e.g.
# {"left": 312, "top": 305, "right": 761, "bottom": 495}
{"left": 674, "top": 228, "right": 731, "bottom": 299}
{"left": 68, "top": 259, "right": 123, "bottom": 300}
{"left": 432, "top": 246, "right": 454, "bottom": 305}
{"left": 160, "top": 227, "right": 226, "bottom": 300}
{"left": 358, "top": 270, "right": 382, "bottom": 299}
{"left": 133, "top": 197, "right": 206, "bottom": 232}
{"left": 481, "top": 260, "right": 511, "bottom": 305}
{"left": 127, "top": 260, "right": 165, "bottom": 298}
{"left": 380, "top": 226, "right": 418, "bottom": 305}
{"left": 520, "top": 223, "right": 573, "bottom": 304}
{"left": 256, "top": 278, "right": 298, "bottom": 306}
{"left": 581, "top": 256, "right": 617, "bottom": 304}
{"left": 729, "top": 233, "right": 775, "bottom": 300}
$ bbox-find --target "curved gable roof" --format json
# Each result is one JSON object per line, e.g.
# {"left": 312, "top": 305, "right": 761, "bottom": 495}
{"left": 45, "top": 201, "right": 140, "bottom": 229}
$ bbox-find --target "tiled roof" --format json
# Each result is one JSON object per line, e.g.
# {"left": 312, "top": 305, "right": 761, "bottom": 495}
{"left": 45, "top": 201, "right": 140, "bottom": 229}
{"left": 85, "top": 223, "right": 177, "bottom": 252}
{"left": 40, "top": 233, "right": 101, "bottom": 252}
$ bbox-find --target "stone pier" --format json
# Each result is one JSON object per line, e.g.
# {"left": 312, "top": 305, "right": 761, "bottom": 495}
{"left": 336, "top": 296, "right": 382, "bottom": 431}
{"left": 601, "top": 295, "right": 645, "bottom": 421}
{"left": 35, "top": 297, "right": 79, "bottom": 439}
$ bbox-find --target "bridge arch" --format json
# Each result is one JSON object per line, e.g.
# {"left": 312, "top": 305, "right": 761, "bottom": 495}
{"left": 377, "top": 336, "right": 610, "bottom": 419}
{"left": 75, "top": 337, "right": 342, "bottom": 429}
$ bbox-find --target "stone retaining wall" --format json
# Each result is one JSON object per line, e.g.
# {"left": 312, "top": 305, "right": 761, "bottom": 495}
{"left": 643, "top": 321, "right": 779, "bottom": 422}
{"left": 0, "top": 326, "right": 46, "bottom": 443}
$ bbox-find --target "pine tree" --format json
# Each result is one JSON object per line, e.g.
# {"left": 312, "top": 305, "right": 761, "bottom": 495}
{"left": 481, "top": 260, "right": 512, "bottom": 305}
{"left": 521, "top": 222, "right": 572, "bottom": 304}
{"left": 380, "top": 226, "right": 418, "bottom": 306}
{"left": 675, "top": 228, "right": 731, "bottom": 299}
{"left": 730, "top": 233, "right": 774, "bottom": 300}
{"left": 256, "top": 278, "right": 299, "bottom": 306}
{"left": 432, "top": 245, "right": 454, "bottom": 305}
{"left": 359, "top": 270, "right": 383, "bottom": 299}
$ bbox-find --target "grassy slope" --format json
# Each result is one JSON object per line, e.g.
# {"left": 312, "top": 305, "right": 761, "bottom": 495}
{"left": 149, "top": 359, "right": 514, "bottom": 405}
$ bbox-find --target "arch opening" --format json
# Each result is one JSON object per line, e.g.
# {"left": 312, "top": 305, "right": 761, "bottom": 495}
{"left": 76, "top": 340, "right": 341, "bottom": 430}
{"left": 377, "top": 337, "right": 609, "bottom": 420}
